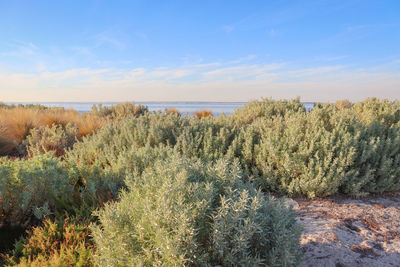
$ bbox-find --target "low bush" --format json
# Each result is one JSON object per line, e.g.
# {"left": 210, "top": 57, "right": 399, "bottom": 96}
{"left": 342, "top": 121, "right": 400, "bottom": 195}
{"left": 26, "top": 123, "right": 78, "bottom": 157}
{"left": 89, "top": 102, "right": 148, "bottom": 120}
{"left": 5, "top": 218, "right": 93, "bottom": 266}
{"left": 92, "top": 154, "right": 301, "bottom": 266}
{"left": 0, "top": 107, "right": 103, "bottom": 156}
{"left": 67, "top": 98, "right": 400, "bottom": 198}
{"left": 232, "top": 97, "right": 306, "bottom": 124}
{"left": 352, "top": 97, "right": 400, "bottom": 126}
{"left": 193, "top": 109, "right": 213, "bottom": 118}
{"left": 249, "top": 105, "right": 357, "bottom": 197}
{"left": 66, "top": 113, "right": 185, "bottom": 169}
{"left": 165, "top": 107, "right": 180, "bottom": 115}
{"left": 0, "top": 154, "right": 75, "bottom": 227}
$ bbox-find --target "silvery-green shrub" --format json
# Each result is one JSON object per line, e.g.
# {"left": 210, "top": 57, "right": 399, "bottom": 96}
{"left": 0, "top": 154, "right": 74, "bottom": 226}
{"left": 25, "top": 123, "right": 78, "bottom": 157}
{"left": 92, "top": 154, "right": 301, "bottom": 266}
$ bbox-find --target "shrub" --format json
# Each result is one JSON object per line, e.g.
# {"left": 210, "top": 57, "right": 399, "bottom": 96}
{"left": 66, "top": 113, "right": 185, "bottom": 169}
{"left": 0, "top": 154, "right": 75, "bottom": 227}
{"left": 165, "top": 108, "right": 180, "bottom": 115}
{"left": 25, "top": 123, "right": 78, "bottom": 157}
{"left": 335, "top": 99, "right": 352, "bottom": 110}
{"left": 193, "top": 109, "right": 213, "bottom": 118}
{"left": 232, "top": 97, "right": 306, "bottom": 124}
{"left": 42, "top": 109, "right": 103, "bottom": 138}
{"left": 92, "top": 154, "right": 301, "bottom": 266}
{"left": 65, "top": 98, "right": 400, "bottom": 199}
{"left": 250, "top": 105, "right": 357, "bottom": 197}
{"left": 210, "top": 190, "right": 302, "bottom": 266}
{"left": 0, "top": 108, "right": 42, "bottom": 155}
{"left": 342, "top": 121, "right": 400, "bottom": 195}
{"left": 69, "top": 99, "right": 400, "bottom": 198}
{"left": 90, "top": 102, "right": 148, "bottom": 120}
{"left": 0, "top": 107, "right": 103, "bottom": 156}
{"left": 5, "top": 218, "right": 93, "bottom": 266}
{"left": 352, "top": 97, "right": 400, "bottom": 126}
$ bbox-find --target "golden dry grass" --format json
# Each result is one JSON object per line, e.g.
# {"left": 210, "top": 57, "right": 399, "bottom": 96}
{"left": 193, "top": 109, "right": 213, "bottom": 119}
{"left": 165, "top": 108, "right": 180, "bottom": 115}
{"left": 0, "top": 107, "right": 104, "bottom": 155}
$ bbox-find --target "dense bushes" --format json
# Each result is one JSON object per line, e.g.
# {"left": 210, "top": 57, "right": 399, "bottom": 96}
{"left": 89, "top": 102, "right": 148, "bottom": 120}
{"left": 65, "top": 98, "right": 400, "bottom": 198}
{"left": 26, "top": 123, "right": 78, "bottom": 157}
{"left": 1, "top": 97, "right": 400, "bottom": 266}
{"left": 248, "top": 106, "right": 357, "bottom": 197}
{"left": 92, "top": 154, "right": 301, "bottom": 266}
{"left": 0, "top": 154, "right": 75, "bottom": 227}
{"left": 0, "top": 102, "right": 147, "bottom": 157}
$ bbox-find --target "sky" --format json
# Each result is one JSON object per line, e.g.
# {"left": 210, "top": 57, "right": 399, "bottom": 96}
{"left": 0, "top": 0, "right": 399, "bottom": 102}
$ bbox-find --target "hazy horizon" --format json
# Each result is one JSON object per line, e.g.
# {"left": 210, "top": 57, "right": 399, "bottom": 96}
{"left": 1, "top": 1, "right": 399, "bottom": 102}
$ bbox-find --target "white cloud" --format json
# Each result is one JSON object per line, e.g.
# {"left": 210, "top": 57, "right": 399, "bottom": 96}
{"left": 1, "top": 42, "right": 38, "bottom": 57}
{"left": 314, "top": 55, "right": 348, "bottom": 62}
{"left": 0, "top": 59, "right": 399, "bottom": 102}
{"left": 95, "top": 32, "right": 126, "bottom": 49}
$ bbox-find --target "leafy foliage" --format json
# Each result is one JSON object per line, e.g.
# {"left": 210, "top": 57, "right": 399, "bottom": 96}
{"left": 1, "top": 97, "right": 400, "bottom": 266}
{"left": 0, "top": 154, "right": 75, "bottom": 227}
{"left": 89, "top": 102, "right": 148, "bottom": 120}
{"left": 26, "top": 123, "right": 78, "bottom": 157}
{"left": 92, "top": 154, "right": 301, "bottom": 266}
{"left": 5, "top": 218, "right": 93, "bottom": 267}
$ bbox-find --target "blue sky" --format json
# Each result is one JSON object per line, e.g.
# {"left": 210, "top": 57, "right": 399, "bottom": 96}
{"left": 0, "top": 0, "right": 399, "bottom": 102}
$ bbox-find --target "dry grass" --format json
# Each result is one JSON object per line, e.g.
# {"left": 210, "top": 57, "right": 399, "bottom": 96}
{"left": 193, "top": 109, "right": 213, "bottom": 118}
{"left": 75, "top": 115, "right": 104, "bottom": 138}
{"left": 0, "top": 107, "right": 104, "bottom": 155}
{"left": 165, "top": 108, "right": 180, "bottom": 115}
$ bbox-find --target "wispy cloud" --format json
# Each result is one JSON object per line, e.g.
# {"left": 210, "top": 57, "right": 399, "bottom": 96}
{"left": 314, "top": 55, "right": 348, "bottom": 62}
{"left": 287, "top": 65, "right": 345, "bottom": 78}
{"left": 95, "top": 32, "right": 126, "bottom": 49}
{"left": 1, "top": 57, "right": 399, "bottom": 102}
{"left": 228, "top": 55, "right": 256, "bottom": 64}
{"left": 70, "top": 46, "right": 93, "bottom": 57}
{"left": 1, "top": 41, "right": 38, "bottom": 57}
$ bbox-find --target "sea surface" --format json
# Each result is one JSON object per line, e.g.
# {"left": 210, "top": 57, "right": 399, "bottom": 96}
{"left": 6, "top": 102, "right": 315, "bottom": 116}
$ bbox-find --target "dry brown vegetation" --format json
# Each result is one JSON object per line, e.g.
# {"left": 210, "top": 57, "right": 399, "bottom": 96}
{"left": 0, "top": 107, "right": 103, "bottom": 155}
{"left": 193, "top": 109, "right": 213, "bottom": 118}
{"left": 165, "top": 108, "right": 180, "bottom": 115}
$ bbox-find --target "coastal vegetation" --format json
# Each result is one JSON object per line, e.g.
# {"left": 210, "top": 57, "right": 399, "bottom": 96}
{"left": 0, "top": 98, "right": 399, "bottom": 266}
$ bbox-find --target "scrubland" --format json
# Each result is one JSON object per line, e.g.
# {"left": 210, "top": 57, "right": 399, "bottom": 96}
{"left": 0, "top": 98, "right": 399, "bottom": 266}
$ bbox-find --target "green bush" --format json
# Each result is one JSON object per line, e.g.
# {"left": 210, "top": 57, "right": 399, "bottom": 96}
{"left": 67, "top": 98, "right": 400, "bottom": 198}
{"left": 90, "top": 102, "right": 148, "bottom": 120}
{"left": 25, "top": 123, "right": 78, "bottom": 157}
{"left": 0, "top": 154, "right": 75, "bottom": 227}
{"left": 232, "top": 97, "right": 306, "bottom": 124}
{"left": 66, "top": 113, "right": 184, "bottom": 169}
{"left": 92, "top": 154, "right": 301, "bottom": 266}
{"left": 342, "top": 121, "right": 400, "bottom": 195}
{"left": 249, "top": 105, "right": 357, "bottom": 197}
{"left": 352, "top": 97, "right": 400, "bottom": 126}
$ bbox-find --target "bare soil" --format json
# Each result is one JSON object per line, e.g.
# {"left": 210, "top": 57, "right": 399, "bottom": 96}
{"left": 290, "top": 192, "right": 400, "bottom": 267}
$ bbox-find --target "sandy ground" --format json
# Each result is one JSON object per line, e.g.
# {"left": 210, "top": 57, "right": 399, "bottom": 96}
{"left": 287, "top": 192, "right": 400, "bottom": 267}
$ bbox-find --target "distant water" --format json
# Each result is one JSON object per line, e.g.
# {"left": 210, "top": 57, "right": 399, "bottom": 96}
{"left": 6, "top": 102, "right": 315, "bottom": 116}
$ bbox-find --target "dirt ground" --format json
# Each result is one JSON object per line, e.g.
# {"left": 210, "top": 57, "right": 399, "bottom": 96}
{"left": 288, "top": 192, "right": 400, "bottom": 267}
